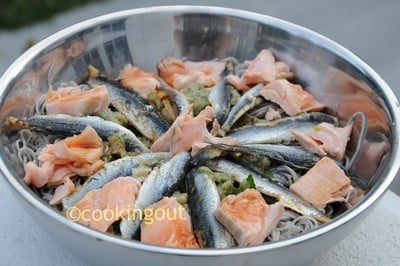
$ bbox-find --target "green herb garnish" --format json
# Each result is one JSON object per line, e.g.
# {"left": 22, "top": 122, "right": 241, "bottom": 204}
{"left": 198, "top": 167, "right": 256, "bottom": 199}
{"left": 229, "top": 86, "right": 241, "bottom": 106}
{"left": 227, "top": 174, "right": 256, "bottom": 195}
{"left": 244, "top": 174, "right": 256, "bottom": 189}
{"left": 181, "top": 83, "right": 210, "bottom": 115}
{"left": 99, "top": 109, "right": 129, "bottom": 126}
{"left": 264, "top": 171, "right": 274, "bottom": 181}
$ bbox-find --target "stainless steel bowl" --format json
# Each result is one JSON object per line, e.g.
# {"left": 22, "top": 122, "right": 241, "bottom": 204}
{"left": 0, "top": 6, "right": 399, "bottom": 266}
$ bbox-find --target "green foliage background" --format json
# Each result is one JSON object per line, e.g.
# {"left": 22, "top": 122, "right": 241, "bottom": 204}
{"left": 0, "top": 0, "right": 106, "bottom": 29}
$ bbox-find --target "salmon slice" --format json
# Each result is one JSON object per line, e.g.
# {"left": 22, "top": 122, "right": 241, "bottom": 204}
{"left": 157, "top": 57, "right": 225, "bottom": 90}
{"left": 141, "top": 197, "right": 199, "bottom": 248}
{"left": 50, "top": 176, "right": 75, "bottom": 205}
{"left": 24, "top": 161, "right": 57, "bottom": 188}
{"left": 214, "top": 189, "right": 284, "bottom": 246}
{"left": 292, "top": 122, "right": 353, "bottom": 160}
{"left": 23, "top": 126, "right": 104, "bottom": 204}
{"left": 73, "top": 176, "right": 141, "bottom": 232}
{"left": 38, "top": 126, "right": 104, "bottom": 165}
{"left": 241, "top": 49, "right": 277, "bottom": 85}
{"left": 226, "top": 74, "right": 250, "bottom": 92}
{"left": 151, "top": 106, "right": 237, "bottom": 155}
{"left": 260, "top": 79, "right": 325, "bottom": 116}
{"left": 274, "top": 61, "right": 290, "bottom": 74}
{"left": 23, "top": 162, "right": 81, "bottom": 190}
{"left": 290, "top": 157, "right": 353, "bottom": 209}
{"left": 226, "top": 50, "right": 292, "bottom": 92}
{"left": 117, "top": 64, "right": 160, "bottom": 98}
{"left": 46, "top": 85, "right": 109, "bottom": 116}
{"left": 47, "top": 164, "right": 77, "bottom": 187}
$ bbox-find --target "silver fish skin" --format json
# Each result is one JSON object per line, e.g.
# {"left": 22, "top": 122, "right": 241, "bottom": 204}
{"left": 191, "top": 143, "right": 320, "bottom": 170}
{"left": 8, "top": 114, "right": 148, "bottom": 153}
{"left": 62, "top": 152, "right": 171, "bottom": 210}
{"left": 205, "top": 159, "right": 330, "bottom": 224}
{"left": 88, "top": 77, "right": 170, "bottom": 141}
{"left": 120, "top": 152, "right": 191, "bottom": 239}
{"left": 187, "top": 168, "right": 236, "bottom": 248}
{"left": 221, "top": 84, "right": 264, "bottom": 133}
{"left": 208, "top": 64, "right": 233, "bottom": 125}
{"left": 248, "top": 102, "right": 284, "bottom": 119}
{"left": 158, "top": 78, "right": 189, "bottom": 115}
{"left": 228, "top": 112, "right": 338, "bottom": 144}
{"left": 240, "top": 144, "right": 320, "bottom": 169}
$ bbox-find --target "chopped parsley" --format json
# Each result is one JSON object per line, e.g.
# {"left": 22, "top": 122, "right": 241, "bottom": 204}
{"left": 264, "top": 171, "right": 274, "bottom": 181}
{"left": 181, "top": 83, "right": 210, "bottom": 115}
{"left": 199, "top": 167, "right": 257, "bottom": 199}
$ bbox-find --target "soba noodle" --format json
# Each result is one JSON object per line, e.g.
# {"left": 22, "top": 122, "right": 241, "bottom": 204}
{"left": 268, "top": 210, "right": 319, "bottom": 241}
{"left": 270, "top": 165, "right": 300, "bottom": 188}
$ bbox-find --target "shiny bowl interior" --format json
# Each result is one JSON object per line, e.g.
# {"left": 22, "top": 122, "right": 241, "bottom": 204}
{"left": 0, "top": 6, "right": 399, "bottom": 266}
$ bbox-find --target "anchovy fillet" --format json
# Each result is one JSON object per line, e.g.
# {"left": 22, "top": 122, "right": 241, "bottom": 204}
{"left": 8, "top": 114, "right": 148, "bottom": 153}
{"left": 221, "top": 84, "right": 264, "bottom": 133}
{"left": 88, "top": 77, "right": 170, "bottom": 141}
{"left": 192, "top": 143, "right": 320, "bottom": 170}
{"left": 205, "top": 159, "right": 330, "bottom": 224}
{"left": 228, "top": 112, "right": 338, "bottom": 144}
{"left": 158, "top": 78, "right": 189, "bottom": 116}
{"left": 120, "top": 152, "right": 191, "bottom": 239}
{"left": 187, "top": 168, "right": 236, "bottom": 248}
{"left": 209, "top": 64, "right": 233, "bottom": 125}
{"left": 62, "top": 153, "right": 171, "bottom": 210}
